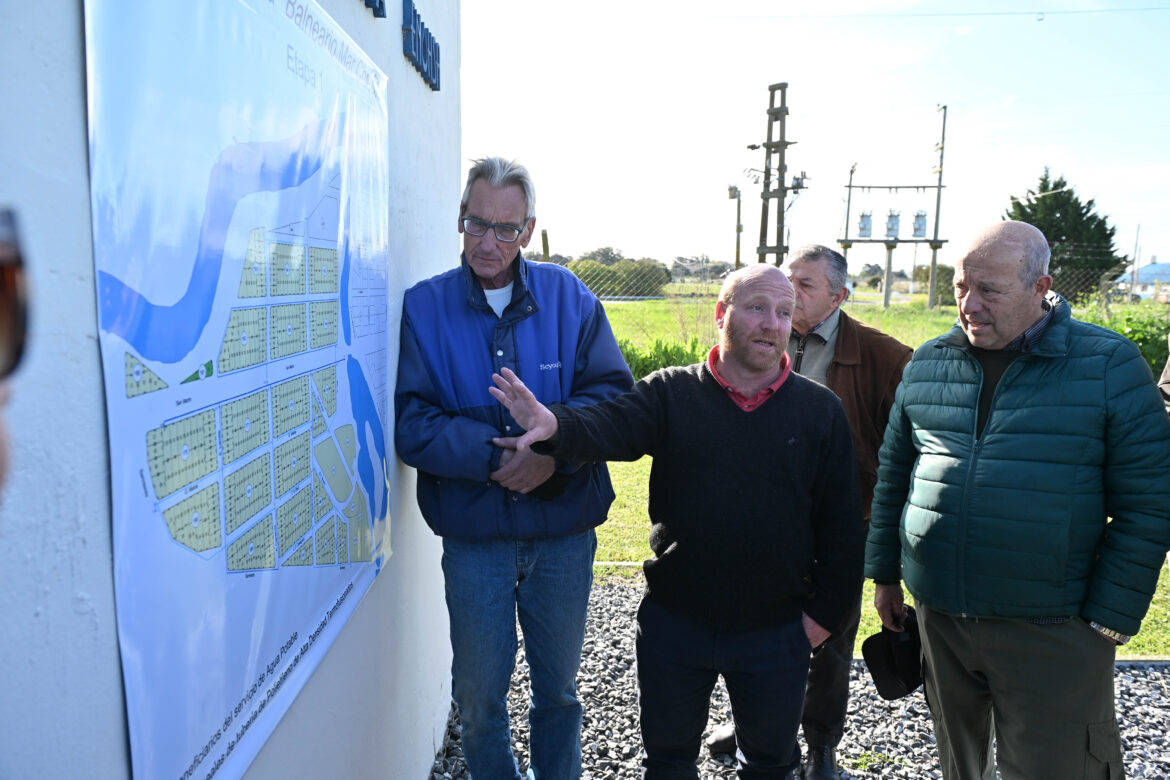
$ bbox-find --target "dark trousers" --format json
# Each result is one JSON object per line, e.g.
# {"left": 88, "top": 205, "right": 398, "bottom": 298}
{"left": 636, "top": 596, "right": 809, "bottom": 779}
{"left": 918, "top": 603, "right": 1123, "bottom": 780}
{"left": 801, "top": 579, "right": 863, "bottom": 749}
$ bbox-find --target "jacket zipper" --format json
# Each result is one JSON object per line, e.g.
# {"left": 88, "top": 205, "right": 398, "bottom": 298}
{"left": 955, "top": 350, "right": 1027, "bottom": 615}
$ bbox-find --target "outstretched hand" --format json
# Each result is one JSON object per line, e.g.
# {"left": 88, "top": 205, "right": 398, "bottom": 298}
{"left": 489, "top": 368, "right": 559, "bottom": 450}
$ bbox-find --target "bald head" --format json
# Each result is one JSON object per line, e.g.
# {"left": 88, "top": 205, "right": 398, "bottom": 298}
{"left": 713, "top": 263, "right": 795, "bottom": 384}
{"left": 964, "top": 221, "right": 1051, "bottom": 286}
{"left": 718, "top": 264, "right": 794, "bottom": 307}
{"left": 954, "top": 220, "right": 1053, "bottom": 350}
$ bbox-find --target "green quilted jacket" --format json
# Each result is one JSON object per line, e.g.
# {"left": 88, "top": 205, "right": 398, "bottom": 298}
{"left": 865, "top": 296, "right": 1170, "bottom": 635}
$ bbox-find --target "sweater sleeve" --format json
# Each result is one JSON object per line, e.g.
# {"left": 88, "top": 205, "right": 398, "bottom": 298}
{"left": 1082, "top": 340, "right": 1170, "bottom": 635}
{"left": 542, "top": 371, "right": 668, "bottom": 464}
{"left": 544, "top": 296, "right": 635, "bottom": 477}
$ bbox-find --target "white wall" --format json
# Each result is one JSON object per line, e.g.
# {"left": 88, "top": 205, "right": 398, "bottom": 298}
{"left": 0, "top": 2, "right": 459, "bottom": 778}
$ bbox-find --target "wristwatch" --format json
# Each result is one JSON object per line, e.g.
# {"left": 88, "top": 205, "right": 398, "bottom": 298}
{"left": 1089, "top": 621, "right": 1131, "bottom": 645}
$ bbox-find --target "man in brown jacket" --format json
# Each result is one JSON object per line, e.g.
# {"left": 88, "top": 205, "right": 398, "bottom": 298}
{"left": 707, "top": 245, "right": 911, "bottom": 779}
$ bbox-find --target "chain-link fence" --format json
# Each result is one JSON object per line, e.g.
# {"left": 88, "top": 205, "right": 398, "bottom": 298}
{"left": 531, "top": 252, "right": 726, "bottom": 350}
{"left": 532, "top": 252, "right": 1170, "bottom": 371}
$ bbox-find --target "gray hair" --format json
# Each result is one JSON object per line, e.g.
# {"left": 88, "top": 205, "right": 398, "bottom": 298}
{"left": 1019, "top": 230, "right": 1051, "bottom": 286}
{"left": 461, "top": 157, "right": 536, "bottom": 220}
{"left": 790, "top": 244, "right": 848, "bottom": 293}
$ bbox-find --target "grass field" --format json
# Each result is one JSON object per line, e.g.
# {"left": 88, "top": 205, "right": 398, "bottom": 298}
{"left": 602, "top": 297, "right": 719, "bottom": 349}
{"left": 594, "top": 294, "right": 1170, "bottom": 657}
{"left": 603, "top": 290, "right": 958, "bottom": 350}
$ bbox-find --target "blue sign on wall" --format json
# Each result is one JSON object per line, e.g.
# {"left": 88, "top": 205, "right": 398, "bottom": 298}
{"left": 401, "top": 0, "right": 440, "bottom": 90}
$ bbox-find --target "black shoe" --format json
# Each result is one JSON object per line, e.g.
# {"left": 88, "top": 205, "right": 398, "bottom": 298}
{"left": 704, "top": 722, "right": 737, "bottom": 755}
{"left": 802, "top": 745, "right": 837, "bottom": 780}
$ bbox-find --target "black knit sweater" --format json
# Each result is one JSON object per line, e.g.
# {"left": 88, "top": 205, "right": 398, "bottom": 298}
{"left": 541, "top": 362, "right": 864, "bottom": 633}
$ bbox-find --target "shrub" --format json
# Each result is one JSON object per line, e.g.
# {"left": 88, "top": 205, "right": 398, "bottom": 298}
{"left": 1074, "top": 296, "right": 1169, "bottom": 372}
{"left": 617, "top": 336, "right": 707, "bottom": 380}
{"left": 569, "top": 257, "right": 669, "bottom": 298}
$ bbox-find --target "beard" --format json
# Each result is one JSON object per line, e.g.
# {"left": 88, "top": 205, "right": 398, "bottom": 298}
{"left": 720, "top": 315, "right": 785, "bottom": 375}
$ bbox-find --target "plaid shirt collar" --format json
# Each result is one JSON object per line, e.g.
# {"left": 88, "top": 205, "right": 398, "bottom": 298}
{"left": 1003, "top": 293, "right": 1056, "bottom": 353}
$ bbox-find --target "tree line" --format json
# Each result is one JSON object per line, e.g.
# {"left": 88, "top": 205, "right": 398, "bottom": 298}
{"left": 529, "top": 247, "right": 732, "bottom": 298}
{"left": 534, "top": 170, "right": 1128, "bottom": 302}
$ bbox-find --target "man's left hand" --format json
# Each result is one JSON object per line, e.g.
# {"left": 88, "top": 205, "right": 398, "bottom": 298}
{"left": 490, "top": 439, "right": 556, "bottom": 493}
{"left": 802, "top": 612, "right": 830, "bottom": 649}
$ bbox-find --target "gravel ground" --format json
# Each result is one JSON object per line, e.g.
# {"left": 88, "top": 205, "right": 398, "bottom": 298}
{"left": 431, "top": 577, "right": 1170, "bottom": 779}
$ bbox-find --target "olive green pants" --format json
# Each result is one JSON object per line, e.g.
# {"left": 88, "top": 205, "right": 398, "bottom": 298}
{"left": 918, "top": 603, "right": 1124, "bottom": 780}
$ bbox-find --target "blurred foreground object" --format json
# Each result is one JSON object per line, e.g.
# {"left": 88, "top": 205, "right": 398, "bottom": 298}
{"left": 0, "top": 208, "right": 28, "bottom": 379}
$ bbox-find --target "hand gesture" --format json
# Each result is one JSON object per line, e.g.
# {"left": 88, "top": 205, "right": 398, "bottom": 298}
{"left": 489, "top": 368, "right": 559, "bottom": 450}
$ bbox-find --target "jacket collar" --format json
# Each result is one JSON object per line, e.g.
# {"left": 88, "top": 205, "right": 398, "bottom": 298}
{"left": 828, "top": 308, "right": 863, "bottom": 366}
{"left": 460, "top": 251, "right": 539, "bottom": 320}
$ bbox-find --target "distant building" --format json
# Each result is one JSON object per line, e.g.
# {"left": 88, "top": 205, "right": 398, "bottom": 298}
{"left": 1118, "top": 260, "right": 1170, "bottom": 302}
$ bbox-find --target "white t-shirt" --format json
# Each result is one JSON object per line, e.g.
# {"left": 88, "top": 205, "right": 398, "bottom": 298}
{"left": 483, "top": 283, "right": 514, "bottom": 318}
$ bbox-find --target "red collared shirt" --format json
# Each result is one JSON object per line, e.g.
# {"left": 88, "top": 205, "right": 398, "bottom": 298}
{"left": 707, "top": 345, "right": 792, "bottom": 412}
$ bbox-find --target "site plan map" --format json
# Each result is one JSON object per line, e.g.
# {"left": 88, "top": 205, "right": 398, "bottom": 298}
{"left": 84, "top": 1, "right": 391, "bottom": 776}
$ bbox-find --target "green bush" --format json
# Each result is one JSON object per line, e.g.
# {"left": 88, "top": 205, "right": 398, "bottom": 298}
{"left": 569, "top": 257, "right": 669, "bottom": 298}
{"left": 617, "top": 336, "right": 707, "bottom": 380}
{"left": 1073, "top": 296, "right": 1170, "bottom": 372}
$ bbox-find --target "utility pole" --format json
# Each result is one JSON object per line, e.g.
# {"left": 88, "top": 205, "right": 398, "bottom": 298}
{"left": 1130, "top": 224, "right": 1141, "bottom": 298}
{"left": 838, "top": 106, "right": 948, "bottom": 309}
{"left": 926, "top": 104, "right": 947, "bottom": 309}
{"left": 728, "top": 186, "right": 743, "bottom": 269}
{"left": 841, "top": 163, "right": 857, "bottom": 260}
{"left": 752, "top": 83, "right": 807, "bottom": 266}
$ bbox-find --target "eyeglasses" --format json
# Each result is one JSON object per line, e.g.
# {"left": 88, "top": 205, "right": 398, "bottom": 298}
{"left": 461, "top": 217, "right": 526, "bottom": 243}
{"left": 0, "top": 209, "right": 28, "bottom": 380}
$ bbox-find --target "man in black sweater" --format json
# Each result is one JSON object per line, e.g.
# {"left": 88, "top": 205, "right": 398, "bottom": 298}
{"left": 490, "top": 265, "right": 864, "bottom": 779}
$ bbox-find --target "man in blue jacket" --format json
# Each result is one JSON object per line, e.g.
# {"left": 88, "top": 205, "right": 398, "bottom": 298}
{"left": 395, "top": 157, "right": 632, "bottom": 780}
{"left": 867, "top": 220, "right": 1170, "bottom": 779}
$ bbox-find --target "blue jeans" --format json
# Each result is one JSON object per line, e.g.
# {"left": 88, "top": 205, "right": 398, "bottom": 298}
{"left": 442, "top": 529, "right": 597, "bottom": 780}
{"left": 636, "top": 597, "right": 809, "bottom": 779}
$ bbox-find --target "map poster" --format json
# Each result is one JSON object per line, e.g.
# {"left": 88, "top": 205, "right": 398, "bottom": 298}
{"left": 84, "top": 2, "right": 392, "bottom": 777}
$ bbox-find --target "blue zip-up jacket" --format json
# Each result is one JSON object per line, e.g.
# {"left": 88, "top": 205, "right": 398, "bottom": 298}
{"left": 865, "top": 296, "right": 1170, "bottom": 635}
{"left": 395, "top": 254, "right": 633, "bottom": 541}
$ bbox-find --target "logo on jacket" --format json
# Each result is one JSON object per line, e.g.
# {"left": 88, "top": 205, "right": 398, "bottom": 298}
{"left": 540, "top": 361, "right": 562, "bottom": 371}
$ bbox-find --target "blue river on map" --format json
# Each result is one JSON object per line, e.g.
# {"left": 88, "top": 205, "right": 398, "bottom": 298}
{"left": 97, "top": 117, "right": 387, "bottom": 525}
{"left": 97, "top": 120, "right": 339, "bottom": 361}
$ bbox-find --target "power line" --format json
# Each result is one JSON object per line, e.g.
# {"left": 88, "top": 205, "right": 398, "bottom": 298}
{"left": 714, "top": 7, "right": 1170, "bottom": 20}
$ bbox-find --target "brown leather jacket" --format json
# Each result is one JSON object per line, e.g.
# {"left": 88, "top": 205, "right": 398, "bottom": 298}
{"left": 825, "top": 310, "right": 912, "bottom": 522}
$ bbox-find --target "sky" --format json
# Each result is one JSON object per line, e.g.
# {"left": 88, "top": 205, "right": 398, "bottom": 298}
{"left": 460, "top": 1, "right": 1170, "bottom": 276}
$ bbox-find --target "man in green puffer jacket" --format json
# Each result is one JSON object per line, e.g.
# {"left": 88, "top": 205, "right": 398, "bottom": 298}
{"left": 866, "top": 220, "right": 1170, "bottom": 780}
